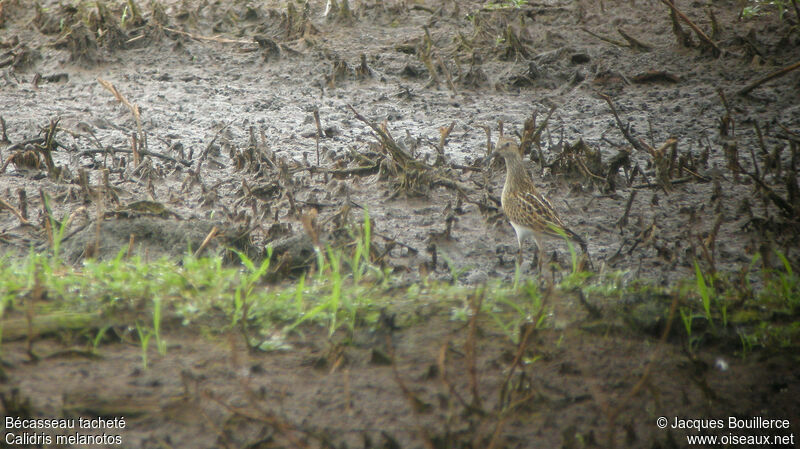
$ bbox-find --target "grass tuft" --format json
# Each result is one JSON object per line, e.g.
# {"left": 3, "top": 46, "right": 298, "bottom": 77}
{"left": 0, "top": 226, "right": 796, "bottom": 360}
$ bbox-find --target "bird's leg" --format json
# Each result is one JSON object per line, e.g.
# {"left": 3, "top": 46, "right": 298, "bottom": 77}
{"left": 514, "top": 235, "right": 524, "bottom": 270}
{"left": 535, "top": 248, "right": 543, "bottom": 273}
{"left": 532, "top": 239, "right": 544, "bottom": 274}
{"left": 582, "top": 247, "right": 595, "bottom": 271}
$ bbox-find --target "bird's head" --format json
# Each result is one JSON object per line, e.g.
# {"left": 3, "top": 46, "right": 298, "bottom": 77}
{"left": 491, "top": 137, "right": 522, "bottom": 162}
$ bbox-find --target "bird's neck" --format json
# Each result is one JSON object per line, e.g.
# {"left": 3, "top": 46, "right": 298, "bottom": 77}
{"left": 503, "top": 155, "right": 530, "bottom": 190}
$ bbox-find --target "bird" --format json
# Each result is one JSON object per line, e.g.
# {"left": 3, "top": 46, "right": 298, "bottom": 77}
{"left": 492, "top": 137, "right": 588, "bottom": 270}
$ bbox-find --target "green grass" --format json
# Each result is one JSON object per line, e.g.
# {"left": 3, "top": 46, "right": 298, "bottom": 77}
{"left": 485, "top": 280, "right": 546, "bottom": 344}
{"left": 679, "top": 251, "right": 800, "bottom": 354}
{"left": 0, "top": 245, "right": 556, "bottom": 355}
{"left": 135, "top": 322, "right": 152, "bottom": 369}
{"left": 0, "top": 222, "right": 796, "bottom": 363}
{"left": 694, "top": 261, "right": 713, "bottom": 324}
{"left": 484, "top": 0, "right": 528, "bottom": 10}
{"left": 740, "top": 0, "right": 795, "bottom": 19}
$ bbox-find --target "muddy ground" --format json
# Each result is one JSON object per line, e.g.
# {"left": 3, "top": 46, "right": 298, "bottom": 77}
{"left": 1, "top": 0, "right": 799, "bottom": 447}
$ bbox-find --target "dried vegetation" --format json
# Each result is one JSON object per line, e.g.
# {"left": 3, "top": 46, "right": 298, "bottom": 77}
{"left": 0, "top": 0, "right": 799, "bottom": 447}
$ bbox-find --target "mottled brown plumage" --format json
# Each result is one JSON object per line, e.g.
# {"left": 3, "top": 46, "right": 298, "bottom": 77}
{"left": 494, "top": 137, "right": 587, "bottom": 265}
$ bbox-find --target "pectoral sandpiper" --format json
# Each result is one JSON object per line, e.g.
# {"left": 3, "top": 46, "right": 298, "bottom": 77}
{"left": 493, "top": 137, "right": 587, "bottom": 269}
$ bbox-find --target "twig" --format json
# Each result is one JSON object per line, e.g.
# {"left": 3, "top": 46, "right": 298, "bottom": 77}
{"left": 200, "top": 121, "right": 233, "bottom": 161}
{"left": 97, "top": 78, "right": 146, "bottom": 162}
{"left": 451, "top": 163, "right": 484, "bottom": 172}
{"left": 581, "top": 27, "right": 628, "bottom": 48}
{"left": 600, "top": 94, "right": 650, "bottom": 154}
{"left": 18, "top": 189, "right": 27, "bottom": 220}
{"left": 125, "top": 34, "right": 146, "bottom": 44}
{"left": 79, "top": 148, "right": 191, "bottom": 166}
{"left": 576, "top": 157, "right": 607, "bottom": 182}
{"left": 738, "top": 60, "right": 800, "bottom": 96}
{"left": 131, "top": 133, "right": 140, "bottom": 166}
{"left": 437, "top": 53, "right": 457, "bottom": 94}
{"left": 616, "top": 190, "right": 637, "bottom": 228}
{"left": 436, "top": 341, "right": 473, "bottom": 413}
{"left": 669, "top": 8, "right": 693, "bottom": 47}
{"left": 605, "top": 293, "right": 679, "bottom": 448}
{"left": 616, "top": 28, "right": 653, "bottom": 51}
{"left": 388, "top": 336, "right": 437, "bottom": 449}
{"left": 0, "top": 116, "right": 9, "bottom": 144}
{"left": 373, "top": 230, "right": 418, "bottom": 254}
{"left": 751, "top": 122, "right": 765, "bottom": 178}
{"left": 313, "top": 107, "right": 323, "bottom": 166}
{"left": 520, "top": 107, "right": 555, "bottom": 159}
{"left": 127, "top": 234, "right": 135, "bottom": 259}
{"left": 0, "top": 197, "right": 30, "bottom": 225}
{"left": 577, "top": 289, "right": 603, "bottom": 318}
{"left": 347, "top": 104, "right": 421, "bottom": 169}
{"left": 707, "top": 7, "right": 720, "bottom": 41}
{"left": 431, "top": 177, "right": 470, "bottom": 198}
{"left": 40, "top": 119, "right": 59, "bottom": 175}
{"left": 466, "top": 291, "right": 484, "bottom": 410}
{"left": 410, "top": 4, "right": 435, "bottom": 13}
{"left": 681, "top": 166, "right": 711, "bottom": 182}
{"left": 659, "top": 0, "right": 721, "bottom": 55}
{"left": 482, "top": 125, "right": 492, "bottom": 156}
{"left": 97, "top": 78, "right": 141, "bottom": 137}
{"left": 39, "top": 189, "right": 54, "bottom": 247}
{"left": 161, "top": 26, "right": 254, "bottom": 45}
{"left": 777, "top": 123, "right": 800, "bottom": 144}
{"left": 498, "top": 323, "right": 536, "bottom": 410}
{"left": 194, "top": 226, "right": 219, "bottom": 257}
{"left": 203, "top": 390, "right": 311, "bottom": 449}
{"left": 290, "top": 163, "right": 378, "bottom": 177}
{"left": 631, "top": 177, "right": 694, "bottom": 189}
{"left": 1, "top": 122, "right": 62, "bottom": 175}
{"left": 708, "top": 213, "right": 724, "bottom": 263}
{"left": 485, "top": 415, "right": 511, "bottom": 449}
{"left": 438, "top": 121, "right": 456, "bottom": 154}
{"left": 740, "top": 165, "right": 797, "bottom": 217}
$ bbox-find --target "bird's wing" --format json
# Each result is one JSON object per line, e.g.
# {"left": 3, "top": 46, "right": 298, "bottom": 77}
{"left": 514, "top": 189, "right": 586, "bottom": 250}
{"left": 516, "top": 188, "right": 566, "bottom": 229}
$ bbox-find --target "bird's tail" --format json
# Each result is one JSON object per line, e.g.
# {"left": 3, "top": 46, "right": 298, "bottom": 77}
{"left": 564, "top": 227, "right": 594, "bottom": 271}
{"left": 546, "top": 222, "right": 588, "bottom": 253}
{"left": 565, "top": 228, "right": 588, "bottom": 253}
